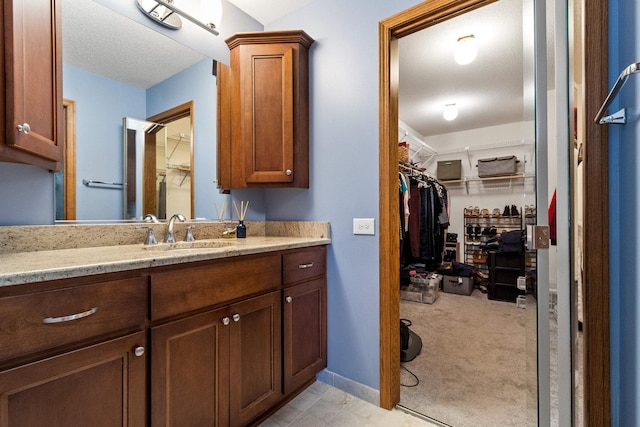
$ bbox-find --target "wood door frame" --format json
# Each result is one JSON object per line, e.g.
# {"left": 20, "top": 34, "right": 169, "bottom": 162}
{"left": 62, "top": 99, "right": 76, "bottom": 220}
{"left": 145, "top": 101, "right": 195, "bottom": 219}
{"left": 378, "top": 1, "right": 611, "bottom": 425}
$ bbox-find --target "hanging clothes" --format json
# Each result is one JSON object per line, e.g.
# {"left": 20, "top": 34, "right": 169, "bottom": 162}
{"left": 399, "top": 166, "right": 449, "bottom": 271}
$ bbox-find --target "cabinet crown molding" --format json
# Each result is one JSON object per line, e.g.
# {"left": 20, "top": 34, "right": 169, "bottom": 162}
{"left": 225, "top": 30, "right": 314, "bottom": 50}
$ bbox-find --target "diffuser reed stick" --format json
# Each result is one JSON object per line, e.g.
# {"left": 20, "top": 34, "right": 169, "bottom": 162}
{"left": 233, "top": 200, "right": 249, "bottom": 221}
{"left": 214, "top": 202, "right": 227, "bottom": 221}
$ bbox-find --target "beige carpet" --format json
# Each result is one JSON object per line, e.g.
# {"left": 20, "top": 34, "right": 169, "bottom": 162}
{"left": 399, "top": 290, "right": 538, "bottom": 427}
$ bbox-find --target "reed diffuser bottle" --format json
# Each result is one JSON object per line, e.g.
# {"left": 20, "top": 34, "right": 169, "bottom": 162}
{"left": 233, "top": 200, "right": 249, "bottom": 238}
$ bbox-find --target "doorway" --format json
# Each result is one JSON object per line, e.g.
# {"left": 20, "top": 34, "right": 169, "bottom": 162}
{"left": 378, "top": 0, "right": 610, "bottom": 426}
{"left": 143, "top": 102, "right": 195, "bottom": 220}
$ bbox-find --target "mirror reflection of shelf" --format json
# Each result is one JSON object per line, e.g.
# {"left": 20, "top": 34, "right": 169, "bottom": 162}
{"left": 442, "top": 173, "right": 535, "bottom": 194}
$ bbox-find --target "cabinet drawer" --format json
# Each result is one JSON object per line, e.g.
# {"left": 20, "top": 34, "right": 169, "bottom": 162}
{"left": 283, "top": 246, "right": 326, "bottom": 286}
{"left": 151, "top": 255, "right": 281, "bottom": 321}
{"left": 0, "top": 277, "right": 147, "bottom": 364}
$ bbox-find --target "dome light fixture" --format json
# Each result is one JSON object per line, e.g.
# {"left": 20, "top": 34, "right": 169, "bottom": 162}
{"left": 454, "top": 34, "right": 477, "bottom": 65}
{"left": 443, "top": 103, "right": 458, "bottom": 121}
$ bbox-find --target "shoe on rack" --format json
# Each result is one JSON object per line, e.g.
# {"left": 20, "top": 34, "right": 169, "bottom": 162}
{"left": 510, "top": 205, "right": 520, "bottom": 217}
{"left": 492, "top": 208, "right": 501, "bottom": 217}
{"left": 502, "top": 205, "right": 510, "bottom": 217}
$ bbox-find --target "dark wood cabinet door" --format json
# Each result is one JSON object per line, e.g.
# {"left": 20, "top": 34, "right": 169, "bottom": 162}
{"left": 283, "top": 278, "right": 327, "bottom": 394}
{"left": 151, "top": 307, "right": 230, "bottom": 427}
{"left": 0, "top": 332, "right": 146, "bottom": 427}
{"left": 229, "top": 291, "right": 282, "bottom": 427}
{"left": 239, "top": 44, "right": 295, "bottom": 185}
{"left": 225, "top": 31, "right": 313, "bottom": 189}
{"left": 1, "top": 0, "right": 63, "bottom": 169}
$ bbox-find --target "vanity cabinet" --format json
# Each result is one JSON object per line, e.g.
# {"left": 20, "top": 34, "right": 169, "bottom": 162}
{"left": 0, "top": 0, "right": 64, "bottom": 171}
{"left": 218, "top": 31, "right": 314, "bottom": 190}
{"left": 282, "top": 246, "right": 327, "bottom": 394}
{"left": 1, "top": 245, "right": 327, "bottom": 427}
{"left": 0, "top": 276, "right": 148, "bottom": 426}
{"left": 150, "top": 254, "right": 283, "bottom": 427}
{"left": 0, "top": 332, "right": 147, "bottom": 427}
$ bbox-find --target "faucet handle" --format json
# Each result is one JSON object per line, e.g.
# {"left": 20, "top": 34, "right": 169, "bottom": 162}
{"left": 136, "top": 226, "right": 158, "bottom": 245}
{"left": 185, "top": 225, "right": 198, "bottom": 242}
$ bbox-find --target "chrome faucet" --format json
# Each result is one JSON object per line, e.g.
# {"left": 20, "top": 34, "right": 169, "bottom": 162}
{"left": 166, "top": 213, "right": 186, "bottom": 243}
{"left": 143, "top": 213, "right": 160, "bottom": 223}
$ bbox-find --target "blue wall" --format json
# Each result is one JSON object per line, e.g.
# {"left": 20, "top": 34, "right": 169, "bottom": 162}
{"left": 609, "top": 0, "right": 639, "bottom": 424}
{"left": 263, "top": 0, "right": 420, "bottom": 389}
{"left": 63, "top": 65, "right": 146, "bottom": 220}
{"left": 146, "top": 59, "right": 230, "bottom": 220}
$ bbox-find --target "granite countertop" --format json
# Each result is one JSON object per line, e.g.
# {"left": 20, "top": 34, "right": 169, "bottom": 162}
{"left": 0, "top": 221, "right": 330, "bottom": 287}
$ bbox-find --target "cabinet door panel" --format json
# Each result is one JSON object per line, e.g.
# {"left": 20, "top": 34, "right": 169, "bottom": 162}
{"left": 151, "top": 308, "right": 230, "bottom": 427}
{"left": 4, "top": 0, "right": 63, "bottom": 164}
{"left": 283, "top": 278, "right": 327, "bottom": 394}
{"left": 242, "top": 45, "right": 294, "bottom": 184}
{"left": 229, "top": 291, "right": 282, "bottom": 426}
{"left": 0, "top": 332, "right": 146, "bottom": 427}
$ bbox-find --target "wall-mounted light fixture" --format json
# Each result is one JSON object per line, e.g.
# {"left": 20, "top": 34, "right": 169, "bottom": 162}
{"left": 443, "top": 103, "right": 458, "bottom": 121}
{"left": 454, "top": 34, "right": 477, "bottom": 65}
{"left": 136, "top": 0, "right": 221, "bottom": 36}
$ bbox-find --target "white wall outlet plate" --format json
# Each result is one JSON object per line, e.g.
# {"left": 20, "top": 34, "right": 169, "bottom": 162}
{"left": 353, "top": 218, "right": 375, "bottom": 235}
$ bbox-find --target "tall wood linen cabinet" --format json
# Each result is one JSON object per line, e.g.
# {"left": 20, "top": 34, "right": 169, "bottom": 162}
{"left": 217, "top": 31, "right": 314, "bottom": 190}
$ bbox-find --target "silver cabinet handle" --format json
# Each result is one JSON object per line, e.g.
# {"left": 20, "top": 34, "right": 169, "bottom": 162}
{"left": 286, "top": 169, "right": 292, "bottom": 176}
{"left": 298, "top": 262, "right": 314, "bottom": 269}
{"left": 42, "top": 307, "right": 98, "bottom": 324}
{"left": 17, "top": 123, "right": 31, "bottom": 134}
{"left": 222, "top": 317, "right": 230, "bottom": 326}
{"left": 285, "top": 296, "right": 293, "bottom": 303}
{"left": 134, "top": 346, "right": 145, "bottom": 357}
{"left": 232, "top": 313, "right": 240, "bottom": 322}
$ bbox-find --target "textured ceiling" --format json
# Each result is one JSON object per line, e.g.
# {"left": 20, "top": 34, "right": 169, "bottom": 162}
{"left": 62, "top": 0, "right": 206, "bottom": 89}
{"left": 63, "top": 1, "right": 549, "bottom": 140}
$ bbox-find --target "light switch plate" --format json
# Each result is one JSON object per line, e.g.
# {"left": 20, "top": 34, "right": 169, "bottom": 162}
{"left": 353, "top": 218, "right": 375, "bottom": 235}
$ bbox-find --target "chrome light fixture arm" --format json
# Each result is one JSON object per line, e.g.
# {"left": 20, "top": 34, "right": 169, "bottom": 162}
{"left": 136, "top": 0, "right": 220, "bottom": 36}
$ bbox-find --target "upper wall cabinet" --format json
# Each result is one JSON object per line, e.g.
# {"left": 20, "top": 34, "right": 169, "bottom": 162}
{"left": 0, "top": 0, "right": 63, "bottom": 171}
{"left": 217, "top": 30, "right": 314, "bottom": 190}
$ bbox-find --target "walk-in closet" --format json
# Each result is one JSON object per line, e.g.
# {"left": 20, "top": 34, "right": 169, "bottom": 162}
{"left": 394, "top": 1, "right": 584, "bottom": 425}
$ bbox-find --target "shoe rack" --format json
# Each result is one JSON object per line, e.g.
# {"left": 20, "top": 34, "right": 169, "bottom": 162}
{"left": 463, "top": 205, "right": 526, "bottom": 274}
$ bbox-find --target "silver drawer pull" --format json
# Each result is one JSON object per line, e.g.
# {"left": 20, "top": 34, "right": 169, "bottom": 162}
{"left": 42, "top": 307, "right": 98, "bottom": 324}
{"left": 285, "top": 296, "right": 293, "bottom": 303}
{"left": 232, "top": 313, "right": 240, "bottom": 322}
{"left": 298, "top": 262, "right": 314, "bottom": 269}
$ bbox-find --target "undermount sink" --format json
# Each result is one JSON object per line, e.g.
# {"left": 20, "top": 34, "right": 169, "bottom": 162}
{"left": 142, "top": 240, "right": 236, "bottom": 251}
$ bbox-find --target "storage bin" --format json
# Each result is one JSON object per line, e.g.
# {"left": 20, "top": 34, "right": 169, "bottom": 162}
{"left": 398, "top": 142, "right": 409, "bottom": 163}
{"left": 442, "top": 275, "right": 473, "bottom": 295}
{"left": 437, "top": 160, "right": 462, "bottom": 180}
{"left": 401, "top": 273, "right": 441, "bottom": 304}
{"left": 477, "top": 155, "right": 518, "bottom": 177}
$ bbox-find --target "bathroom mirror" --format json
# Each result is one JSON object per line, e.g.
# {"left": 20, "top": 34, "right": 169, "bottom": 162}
{"left": 58, "top": 0, "right": 229, "bottom": 221}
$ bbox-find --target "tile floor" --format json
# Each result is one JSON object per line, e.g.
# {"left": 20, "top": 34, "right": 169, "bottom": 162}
{"left": 258, "top": 381, "right": 439, "bottom": 427}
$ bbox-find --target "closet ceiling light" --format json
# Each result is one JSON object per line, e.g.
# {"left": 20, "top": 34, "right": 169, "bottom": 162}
{"left": 136, "top": 0, "right": 221, "bottom": 35}
{"left": 454, "top": 34, "right": 477, "bottom": 65}
{"left": 443, "top": 104, "right": 458, "bottom": 121}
